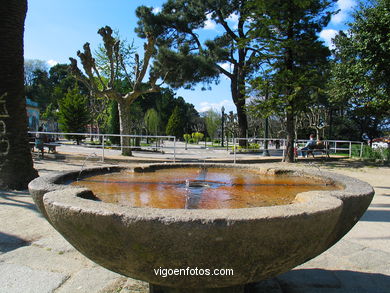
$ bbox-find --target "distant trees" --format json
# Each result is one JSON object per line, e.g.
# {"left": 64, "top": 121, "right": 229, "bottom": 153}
{"left": 166, "top": 106, "right": 184, "bottom": 137}
{"left": 58, "top": 86, "right": 91, "bottom": 144}
{"left": 204, "top": 109, "right": 221, "bottom": 143}
{"left": 144, "top": 108, "right": 160, "bottom": 136}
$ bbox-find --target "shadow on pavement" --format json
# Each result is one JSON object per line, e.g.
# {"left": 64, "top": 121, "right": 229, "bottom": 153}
{"left": 247, "top": 269, "right": 390, "bottom": 292}
{"left": 0, "top": 190, "right": 38, "bottom": 213}
{"left": 360, "top": 210, "right": 390, "bottom": 223}
{"left": 0, "top": 232, "right": 29, "bottom": 254}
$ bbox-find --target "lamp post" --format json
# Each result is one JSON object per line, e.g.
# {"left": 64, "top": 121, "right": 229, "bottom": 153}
{"left": 221, "top": 106, "right": 225, "bottom": 147}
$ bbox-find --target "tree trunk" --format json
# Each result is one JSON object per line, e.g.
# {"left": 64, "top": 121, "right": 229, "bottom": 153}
{"left": 0, "top": 0, "right": 38, "bottom": 189}
{"left": 231, "top": 71, "right": 248, "bottom": 147}
{"left": 283, "top": 109, "right": 295, "bottom": 163}
{"left": 117, "top": 100, "right": 132, "bottom": 156}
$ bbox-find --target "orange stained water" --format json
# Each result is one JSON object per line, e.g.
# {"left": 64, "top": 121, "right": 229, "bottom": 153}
{"left": 72, "top": 168, "right": 342, "bottom": 209}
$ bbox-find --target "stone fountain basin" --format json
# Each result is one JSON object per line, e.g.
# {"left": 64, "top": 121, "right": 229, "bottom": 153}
{"left": 28, "top": 164, "right": 374, "bottom": 289}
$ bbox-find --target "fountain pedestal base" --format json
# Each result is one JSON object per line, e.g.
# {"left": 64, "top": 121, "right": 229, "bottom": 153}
{"left": 149, "top": 284, "right": 245, "bottom": 293}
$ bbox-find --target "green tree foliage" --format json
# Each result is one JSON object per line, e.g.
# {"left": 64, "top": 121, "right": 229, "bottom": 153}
{"left": 108, "top": 100, "right": 120, "bottom": 144}
{"left": 136, "top": 0, "right": 264, "bottom": 143}
{"left": 166, "top": 106, "right": 184, "bottom": 137}
{"left": 192, "top": 132, "right": 204, "bottom": 143}
{"left": 246, "top": 0, "right": 336, "bottom": 162}
{"left": 330, "top": 0, "right": 390, "bottom": 138}
{"left": 58, "top": 85, "right": 91, "bottom": 144}
{"left": 204, "top": 109, "right": 221, "bottom": 141}
{"left": 25, "top": 63, "right": 88, "bottom": 113}
{"left": 24, "top": 59, "right": 48, "bottom": 86}
{"left": 144, "top": 108, "right": 160, "bottom": 135}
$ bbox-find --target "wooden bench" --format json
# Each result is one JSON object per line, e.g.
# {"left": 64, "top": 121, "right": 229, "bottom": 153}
{"left": 30, "top": 142, "right": 61, "bottom": 153}
{"left": 306, "top": 147, "right": 330, "bottom": 158}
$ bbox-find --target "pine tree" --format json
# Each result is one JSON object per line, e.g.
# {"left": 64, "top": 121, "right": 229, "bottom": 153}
{"left": 247, "top": 0, "right": 337, "bottom": 162}
{"left": 136, "top": 1, "right": 264, "bottom": 144}
{"left": 166, "top": 106, "right": 184, "bottom": 138}
{"left": 58, "top": 85, "right": 91, "bottom": 145}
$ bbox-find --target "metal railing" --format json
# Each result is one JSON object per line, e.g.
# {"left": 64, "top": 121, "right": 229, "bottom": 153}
{"left": 30, "top": 131, "right": 365, "bottom": 164}
{"left": 233, "top": 138, "right": 364, "bottom": 163}
{"left": 29, "top": 131, "right": 177, "bottom": 162}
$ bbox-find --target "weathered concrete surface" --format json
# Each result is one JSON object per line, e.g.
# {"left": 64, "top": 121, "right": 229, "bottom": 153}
{"left": 0, "top": 263, "right": 68, "bottom": 293}
{"left": 30, "top": 163, "right": 373, "bottom": 288}
{"left": 1, "top": 159, "right": 389, "bottom": 292}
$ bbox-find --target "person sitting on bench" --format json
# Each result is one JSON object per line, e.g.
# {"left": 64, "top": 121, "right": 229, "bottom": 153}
{"left": 35, "top": 126, "right": 47, "bottom": 158}
{"left": 301, "top": 134, "right": 316, "bottom": 157}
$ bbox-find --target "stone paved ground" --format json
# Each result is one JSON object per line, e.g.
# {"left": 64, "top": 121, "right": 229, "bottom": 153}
{"left": 0, "top": 158, "right": 389, "bottom": 293}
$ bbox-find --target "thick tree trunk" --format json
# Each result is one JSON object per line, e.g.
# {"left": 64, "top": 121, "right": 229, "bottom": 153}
{"left": 0, "top": 0, "right": 38, "bottom": 189}
{"left": 117, "top": 100, "right": 132, "bottom": 156}
{"left": 231, "top": 70, "right": 248, "bottom": 147}
{"left": 283, "top": 109, "right": 295, "bottom": 163}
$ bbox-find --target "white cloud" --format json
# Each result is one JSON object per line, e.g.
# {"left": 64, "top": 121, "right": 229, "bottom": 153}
{"left": 338, "top": 0, "right": 355, "bottom": 10}
{"left": 204, "top": 13, "right": 216, "bottom": 30}
{"left": 152, "top": 7, "right": 161, "bottom": 14}
{"left": 319, "top": 29, "right": 338, "bottom": 49}
{"left": 332, "top": 0, "right": 356, "bottom": 24}
{"left": 227, "top": 13, "right": 239, "bottom": 29}
{"left": 199, "top": 99, "right": 233, "bottom": 112}
{"left": 47, "top": 60, "right": 58, "bottom": 67}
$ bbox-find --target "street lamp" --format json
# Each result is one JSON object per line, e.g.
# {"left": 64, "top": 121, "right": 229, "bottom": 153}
{"left": 221, "top": 106, "right": 225, "bottom": 147}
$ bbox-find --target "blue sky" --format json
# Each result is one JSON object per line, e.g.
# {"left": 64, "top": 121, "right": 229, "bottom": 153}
{"left": 25, "top": 0, "right": 356, "bottom": 113}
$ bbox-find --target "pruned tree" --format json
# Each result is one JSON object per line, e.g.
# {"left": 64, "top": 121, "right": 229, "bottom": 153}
{"left": 69, "top": 26, "right": 162, "bottom": 156}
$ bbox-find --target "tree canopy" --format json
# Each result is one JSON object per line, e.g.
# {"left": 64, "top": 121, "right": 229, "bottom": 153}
{"left": 330, "top": 0, "right": 390, "bottom": 138}
{"left": 135, "top": 0, "right": 264, "bottom": 143}
{"left": 246, "top": 0, "right": 336, "bottom": 161}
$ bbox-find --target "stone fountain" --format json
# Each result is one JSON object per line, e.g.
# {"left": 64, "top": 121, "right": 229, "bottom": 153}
{"left": 28, "top": 163, "right": 374, "bottom": 293}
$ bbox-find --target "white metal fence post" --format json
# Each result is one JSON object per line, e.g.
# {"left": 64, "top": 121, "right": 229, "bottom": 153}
{"left": 360, "top": 142, "right": 364, "bottom": 158}
{"left": 234, "top": 138, "right": 237, "bottom": 164}
{"left": 173, "top": 137, "right": 176, "bottom": 163}
{"left": 102, "top": 134, "right": 105, "bottom": 162}
{"left": 349, "top": 141, "right": 352, "bottom": 157}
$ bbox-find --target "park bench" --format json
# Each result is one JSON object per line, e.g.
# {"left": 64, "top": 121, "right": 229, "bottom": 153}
{"left": 30, "top": 142, "right": 61, "bottom": 153}
{"left": 296, "top": 142, "right": 330, "bottom": 159}
{"left": 306, "top": 147, "right": 330, "bottom": 158}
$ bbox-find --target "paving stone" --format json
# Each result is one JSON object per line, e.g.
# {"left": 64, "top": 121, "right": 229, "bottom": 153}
{"left": 55, "top": 266, "right": 123, "bottom": 293}
{"left": 0, "top": 245, "right": 90, "bottom": 274}
{"left": 345, "top": 247, "right": 390, "bottom": 271}
{"left": 277, "top": 269, "right": 341, "bottom": 289}
{"left": 297, "top": 252, "right": 356, "bottom": 271}
{"left": 119, "top": 278, "right": 149, "bottom": 293}
{"left": 0, "top": 262, "right": 68, "bottom": 293}
{"left": 327, "top": 239, "right": 367, "bottom": 258}
{"left": 32, "top": 233, "right": 75, "bottom": 253}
